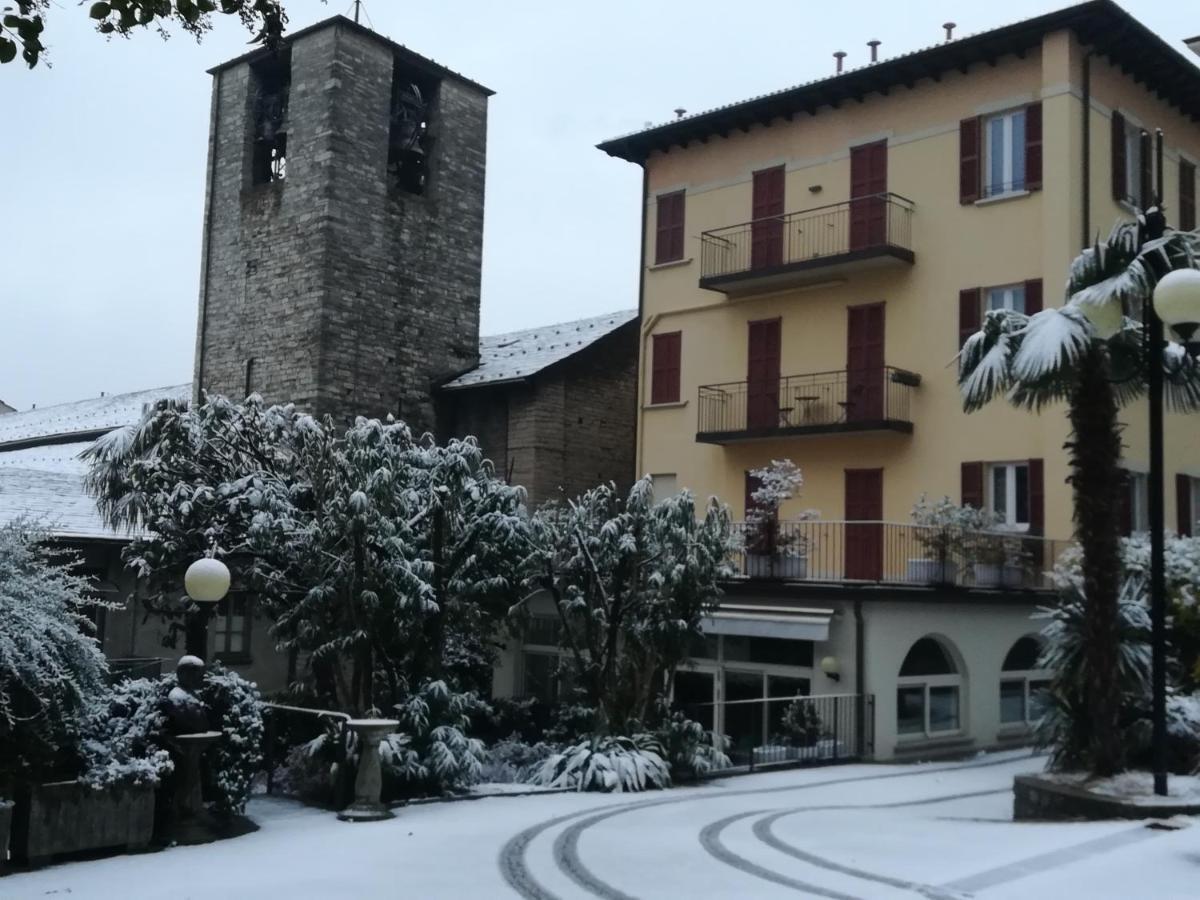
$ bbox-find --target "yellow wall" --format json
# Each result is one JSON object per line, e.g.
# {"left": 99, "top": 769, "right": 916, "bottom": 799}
{"left": 636, "top": 27, "right": 1200, "bottom": 538}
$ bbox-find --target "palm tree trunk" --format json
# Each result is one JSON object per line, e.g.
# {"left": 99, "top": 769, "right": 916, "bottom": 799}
{"left": 1068, "top": 346, "right": 1126, "bottom": 775}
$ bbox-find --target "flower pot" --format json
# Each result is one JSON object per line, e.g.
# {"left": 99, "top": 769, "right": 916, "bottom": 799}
{"left": 746, "top": 554, "right": 808, "bottom": 579}
{"left": 906, "top": 558, "right": 958, "bottom": 584}
{"left": 10, "top": 780, "right": 155, "bottom": 867}
{"left": 973, "top": 562, "right": 1003, "bottom": 587}
{"left": 776, "top": 555, "right": 808, "bottom": 579}
{"left": 0, "top": 799, "right": 11, "bottom": 873}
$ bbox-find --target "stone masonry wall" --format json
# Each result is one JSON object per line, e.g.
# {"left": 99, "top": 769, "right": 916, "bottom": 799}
{"left": 194, "top": 20, "right": 487, "bottom": 433}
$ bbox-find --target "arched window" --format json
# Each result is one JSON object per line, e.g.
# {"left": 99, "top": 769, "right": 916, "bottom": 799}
{"left": 897, "top": 637, "right": 962, "bottom": 737}
{"left": 1000, "top": 636, "right": 1050, "bottom": 725}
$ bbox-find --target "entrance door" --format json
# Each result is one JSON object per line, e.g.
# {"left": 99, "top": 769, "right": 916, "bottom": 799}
{"left": 846, "top": 303, "right": 885, "bottom": 421}
{"left": 746, "top": 318, "right": 781, "bottom": 431}
{"left": 673, "top": 670, "right": 717, "bottom": 732}
{"left": 849, "top": 140, "right": 888, "bottom": 250}
{"left": 751, "top": 166, "right": 785, "bottom": 270}
{"left": 845, "top": 468, "right": 883, "bottom": 580}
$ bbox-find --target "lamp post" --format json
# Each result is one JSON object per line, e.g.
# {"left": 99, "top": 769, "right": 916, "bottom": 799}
{"left": 183, "top": 557, "right": 231, "bottom": 660}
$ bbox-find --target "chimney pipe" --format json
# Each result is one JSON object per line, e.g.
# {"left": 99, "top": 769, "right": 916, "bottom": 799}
{"left": 943, "top": 22, "right": 956, "bottom": 42}
{"left": 834, "top": 51, "right": 847, "bottom": 74}
{"left": 673, "top": 107, "right": 687, "bottom": 119}
{"left": 867, "top": 40, "right": 881, "bottom": 63}
{"left": 1185, "top": 34, "right": 1200, "bottom": 57}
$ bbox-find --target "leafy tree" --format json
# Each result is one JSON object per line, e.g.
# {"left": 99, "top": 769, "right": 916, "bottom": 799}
{"left": 518, "top": 478, "right": 734, "bottom": 734}
{"left": 958, "top": 212, "right": 1200, "bottom": 774}
{"left": 1, "top": 0, "right": 289, "bottom": 69}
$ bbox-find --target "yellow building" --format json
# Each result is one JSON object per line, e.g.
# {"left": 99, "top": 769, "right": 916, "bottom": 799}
{"left": 586, "top": 0, "right": 1200, "bottom": 761}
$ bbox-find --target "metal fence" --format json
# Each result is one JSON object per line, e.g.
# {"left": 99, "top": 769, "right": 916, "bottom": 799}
{"left": 681, "top": 693, "right": 873, "bottom": 772}
{"left": 106, "top": 657, "right": 165, "bottom": 684}
{"left": 731, "top": 520, "right": 1071, "bottom": 591}
{"left": 699, "top": 193, "right": 914, "bottom": 282}
{"left": 697, "top": 366, "right": 919, "bottom": 437}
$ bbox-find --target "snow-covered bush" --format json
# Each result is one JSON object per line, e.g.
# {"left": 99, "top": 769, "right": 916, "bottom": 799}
{"left": 198, "top": 665, "right": 264, "bottom": 815}
{"left": 79, "top": 677, "right": 173, "bottom": 789}
{"left": 0, "top": 523, "right": 113, "bottom": 778}
{"left": 380, "top": 681, "right": 485, "bottom": 799}
{"left": 478, "top": 739, "right": 557, "bottom": 784}
{"left": 656, "top": 711, "right": 730, "bottom": 780}
{"left": 545, "top": 696, "right": 598, "bottom": 744}
{"left": 910, "top": 495, "right": 987, "bottom": 560}
{"left": 1124, "top": 691, "right": 1200, "bottom": 774}
{"left": 745, "top": 459, "right": 817, "bottom": 556}
{"left": 531, "top": 734, "right": 671, "bottom": 792}
{"left": 777, "top": 698, "right": 824, "bottom": 748}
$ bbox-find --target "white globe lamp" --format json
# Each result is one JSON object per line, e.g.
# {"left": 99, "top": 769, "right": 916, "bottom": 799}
{"left": 184, "top": 558, "right": 231, "bottom": 604}
{"left": 1153, "top": 268, "right": 1200, "bottom": 345}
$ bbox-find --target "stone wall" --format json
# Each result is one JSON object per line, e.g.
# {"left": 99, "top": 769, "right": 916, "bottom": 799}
{"left": 194, "top": 20, "right": 488, "bottom": 433}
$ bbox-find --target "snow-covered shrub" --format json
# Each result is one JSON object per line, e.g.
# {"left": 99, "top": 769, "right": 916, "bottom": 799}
{"left": 380, "top": 680, "right": 485, "bottom": 799}
{"left": 1124, "top": 691, "right": 1200, "bottom": 774}
{"left": 79, "top": 677, "right": 173, "bottom": 789}
{"left": 744, "top": 459, "right": 817, "bottom": 556}
{"left": 531, "top": 734, "right": 671, "bottom": 793}
{"left": 777, "top": 698, "right": 824, "bottom": 748}
{"left": 478, "top": 739, "right": 557, "bottom": 784}
{"left": 472, "top": 696, "right": 550, "bottom": 745}
{"left": 198, "top": 665, "right": 264, "bottom": 815}
{"left": 0, "top": 523, "right": 113, "bottom": 778}
{"left": 277, "top": 734, "right": 342, "bottom": 805}
{"left": 657, "top": 712, "right": 730, "bottom": 780}
{"left": 546, "top": 696, "right": 598, "bottom": 744}
{"left": 910, "top": 495, "right": 987, "bottom": 561}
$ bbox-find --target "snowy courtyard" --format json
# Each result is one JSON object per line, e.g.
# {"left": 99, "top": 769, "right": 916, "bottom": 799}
{"left": 3, "top": 749, "right": 1197, "bottom": 899}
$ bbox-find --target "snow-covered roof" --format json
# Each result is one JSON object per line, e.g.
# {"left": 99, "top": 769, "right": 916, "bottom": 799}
{"left": 0, "top": 442, "right": 126, "bottom": 541}
{"left": 0, "top": 384, "right": 190, "bottom": 449}
{"left": 442, "top": 309, "right": 637, "bottom": 390}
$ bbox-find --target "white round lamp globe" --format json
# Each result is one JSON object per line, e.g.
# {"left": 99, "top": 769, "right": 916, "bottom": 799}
{"left": 1153, "top": 268, "right": 1200, "bottom": 335}
{"left": 184, "top": 558, "right": 231, "bottom": 604}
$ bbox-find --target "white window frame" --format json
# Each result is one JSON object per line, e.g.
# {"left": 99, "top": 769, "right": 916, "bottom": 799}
{"left": 1125, "top": 124, "right": 1144, "bottom": 207}
{"left": 986, "top": 462, "right": 1031, "bottom": 531}
{"left": 986, "top": 284, "right": 1027, "bottom": 314}
{"left": 999, "top": 673, "right": 1051, "bottom": 726}
{"left": 983, "top": 109, "right": 1027, "bottom": 198}
{"left": 897, "top": 675, "right": 962, "bottom": 738}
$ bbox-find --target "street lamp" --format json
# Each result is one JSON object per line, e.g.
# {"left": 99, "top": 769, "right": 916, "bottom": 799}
{"left": 183, "top": 557, "right": 231, "bottom": 660}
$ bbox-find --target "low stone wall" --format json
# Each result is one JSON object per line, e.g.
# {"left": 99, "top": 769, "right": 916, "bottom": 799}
{"left": 10, "top": 781, "right": 154, "bottom": 866}
{"left": 1014, "top": 773, "right": 1200, "bottom": 820}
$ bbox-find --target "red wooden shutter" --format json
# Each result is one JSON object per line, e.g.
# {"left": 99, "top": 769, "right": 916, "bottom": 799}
{"left": 1027, "top": 458, "right": 1045, "bottom": 535}
{"left": 961, "top": 461, "right": 984, "bottom": 510}
{"left": 850, "top": 140, "right": 888, "bottom": 249}
{"left": 959, "top": 287, "right": 981, "bottom": 348}
{"left": 845, "top": 469, "right": 884, "bottom": 581}
{"left": 751, "top": 167, "right": 785, "bottom": 269}
{"left": 650, "top": 332, "right": 681, "bottom": 404}
{"left": 1025, "top": 102, "right": 1043, "bottom": 191}
{"left": 1118, "top": 468, "right": 1133, "bottom": 536}
{"left": 960, "top": 117, "right": 982, "bottom": 204}
{"left": 1180, "top": 160, "right": 1196, "bottom": 232}
{"left": 847, "top": 303, "right": 885, "bottom": 421}
{"left": 1111, "top": 112, "right": 1126, "bottom": 203}
{"left": 655, "top": 192, "right": 685, "bottom": 264}
{"left": 746, "top": 319, "right": 782, "bottom": 430}
{"left": 1023, "top": 279, "right": 1043, "bottom": 316}
{"left": 1177, "top": 474, "right": 1194, "bottom": 537}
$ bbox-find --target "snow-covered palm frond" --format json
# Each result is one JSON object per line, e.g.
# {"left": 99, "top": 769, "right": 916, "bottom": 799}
{"left": 1010, "top": 307, "right": 1092, "bottom": 383}
{"left": 957, "top": 308, "right": 1026, "bottom": 411}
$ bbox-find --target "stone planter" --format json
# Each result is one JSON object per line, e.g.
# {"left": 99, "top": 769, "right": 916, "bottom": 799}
{"left": 0, "top": 799, "right": 12, "bottom": 873}
{"left": 746, "top": 553, "right": 808, "bottom": 579}
{"left": 974, "top": 563, "right": 1024, "bottom": 588}
{"left": 906, "top": 558, "right": 958, "bottom": 584}
{"left": 10, "top": 780, "right": 154, "bottom": 867}
{"left": 1014, "top": 773, "right": 1200, "bottom": 821}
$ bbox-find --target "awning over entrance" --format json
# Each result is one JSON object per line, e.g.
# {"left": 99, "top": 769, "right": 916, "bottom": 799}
{"left": 701, "top": 603, "right": 834, "bottom": 642}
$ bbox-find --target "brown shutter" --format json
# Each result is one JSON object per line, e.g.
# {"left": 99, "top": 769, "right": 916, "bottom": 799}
{"left": 1177, "top": 474, "right": 1194, "bottom": 537}
{"left": 1024, "top": 279, "right": 1043, "bottom": 316}
{"left": 959, "top": 287, "right": 982, "bottom": 348}
{"left": 1118, "top": 468, "right": 1133, "bottom": 537}
{"left": 655, "top": 192, "right": 685, "bottom": 264}
{"left": 1180, "top": 160, "right": 1196, "bottom": 231}
{"left": 1027, "top": 458, "right": 1045, "bottom": 536}
{"left": 1111, "top": 111, "right": 1126, "bottom": 203}
{"left": 650, "top": 332, "right": 681, "bottom": 404}
{"left": 961, "top": 461, "right": 984, "bottom": 510}
{"left": 960, "top": 117, "right": 982, "bottom": 204}
{"left": 1025, "top": 102, "right": 1043, "bottom": 191}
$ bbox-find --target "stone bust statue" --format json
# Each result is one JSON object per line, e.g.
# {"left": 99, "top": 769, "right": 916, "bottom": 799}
{"left": 165, "top": 655, "right": 210, "bottom": 735}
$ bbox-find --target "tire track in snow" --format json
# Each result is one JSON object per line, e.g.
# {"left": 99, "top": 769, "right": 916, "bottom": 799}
{"left": 500, "top": 751, "right": 1036, "bottom": 899}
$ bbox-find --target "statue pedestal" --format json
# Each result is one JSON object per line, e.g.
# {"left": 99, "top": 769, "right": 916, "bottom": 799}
{"left": 170, "top": 731, "right": 223, "bottom": 845}
{"left": 338, "top": 719, "right": 400, "bottom": 823}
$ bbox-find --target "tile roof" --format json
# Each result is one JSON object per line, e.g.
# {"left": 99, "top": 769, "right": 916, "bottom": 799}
{"left": 442, "top": 309, "right": 637, "bottom": 390}
{"left": 0, "top": 442, "right": 128, "bottom": 541}
{"left": 0, "top": 384, "right": 191, "bottom": 449}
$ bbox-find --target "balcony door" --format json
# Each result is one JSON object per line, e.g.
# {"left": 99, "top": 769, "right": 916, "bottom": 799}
{"left": 751, "top": 166, "right": 785, "bottom": 270}
{"left": 846, "top": 303, "right": 885, "bottom": 421}
{"left": 845, "top": 468, "right": 883, "bottom": 581}
{"left": 849, "top": 140, "right": 888, "bottom": 250}
{"left": 746, "top": 318, "right": 781, "bottom": 431}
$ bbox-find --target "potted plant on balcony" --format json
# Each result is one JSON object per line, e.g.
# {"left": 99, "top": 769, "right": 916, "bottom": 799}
{"left": 907, "top": 495, "right": 981, "bottom": 584}
{"left": 744, "top": 459, "right": 818, "bottom": 579}
{"left": 970, "top": 529, "right": 1030, "bottom": 588}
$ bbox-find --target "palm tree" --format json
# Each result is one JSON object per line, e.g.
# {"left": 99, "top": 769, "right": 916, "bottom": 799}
{"left": 958, "top": 211, "right": 1200, "bottom": 775}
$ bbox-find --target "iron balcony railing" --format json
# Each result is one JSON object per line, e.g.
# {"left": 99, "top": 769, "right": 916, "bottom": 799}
{"left": 730, "top": 520, "right": 1071, "bottom": 591}
{"left": 697, "top": 366, "right": 920, "bottom": 439}
{"left": 699, "top": 193, "right": 915, "bottom": 283}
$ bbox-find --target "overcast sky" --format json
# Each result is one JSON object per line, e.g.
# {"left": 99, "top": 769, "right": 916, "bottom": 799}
{"left": 1, "top": 0, "right": 1195, "bottom": 410}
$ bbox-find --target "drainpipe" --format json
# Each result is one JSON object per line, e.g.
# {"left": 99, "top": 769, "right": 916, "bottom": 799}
{"left": 633, "top": 163, "right": 649, "bottom": 484}
{"left": 854, "top": 598, "right": 866, "bottom": 757}
{"left": 1081, "top": 50, "right": 1092, "bottom": 250}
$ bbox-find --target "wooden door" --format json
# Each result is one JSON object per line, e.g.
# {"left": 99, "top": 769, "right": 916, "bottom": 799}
{"left": 846, "top": 303, "right": 885, "bottom": 421}
{"left": 751, "top": 166, "right": 785, "bottom": 270}
{"left": 844, "top": 468, "right": 883, "bottom": 580}
{"left": 746, "top": 319, "right": 781, "bottom": 431}
{"left": 849, "top": 141, "right": 888, "bottom": 250}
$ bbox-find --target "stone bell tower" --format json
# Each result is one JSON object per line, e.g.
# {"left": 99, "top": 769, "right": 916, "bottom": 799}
{"left": 193, "top": 16, "right": 491, "bottom": 432}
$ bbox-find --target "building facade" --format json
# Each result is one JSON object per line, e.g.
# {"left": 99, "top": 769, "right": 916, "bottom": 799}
{"left": 582, "top": 0, "right": 1200, "bottom": 760}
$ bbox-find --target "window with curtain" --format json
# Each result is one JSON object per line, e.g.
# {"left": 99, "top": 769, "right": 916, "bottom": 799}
{"left": 984, "top": 109, "right": 1026, "bottom": 197}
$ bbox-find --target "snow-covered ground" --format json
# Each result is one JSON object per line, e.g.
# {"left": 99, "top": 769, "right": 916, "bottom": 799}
{"left": 3, "top": 750, "right": 1198, "bottom": 899}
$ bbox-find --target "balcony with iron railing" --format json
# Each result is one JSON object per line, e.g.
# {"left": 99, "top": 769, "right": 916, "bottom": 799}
{"left": 729, "top": 520, "right": 1070, "bottom": 592}
{"left": 699, "top": 193, "right": 915, "bottom": 298}
{"left": 696, "top": 366, "right": 920, "bottom": 443}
